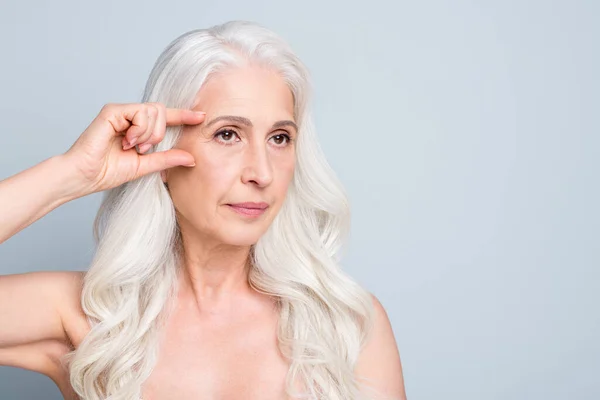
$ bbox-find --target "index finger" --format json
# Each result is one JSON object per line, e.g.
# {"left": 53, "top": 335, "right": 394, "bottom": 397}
{"left": 165, "top": 108, "right": 206, "bottom": 126}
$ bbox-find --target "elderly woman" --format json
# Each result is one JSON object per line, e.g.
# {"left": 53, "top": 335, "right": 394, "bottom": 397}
{"left": 0, "top": 20, "right": 406, "bottom": 400}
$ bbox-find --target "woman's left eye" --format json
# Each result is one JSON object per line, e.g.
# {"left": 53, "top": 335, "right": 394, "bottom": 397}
{"left": 270, "top": 133, "right": 292, "bottom": 146}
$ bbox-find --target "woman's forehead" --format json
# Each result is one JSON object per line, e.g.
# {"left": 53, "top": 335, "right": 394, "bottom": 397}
{"left": 192, "top": 67, "right": 295, "bottom": 122}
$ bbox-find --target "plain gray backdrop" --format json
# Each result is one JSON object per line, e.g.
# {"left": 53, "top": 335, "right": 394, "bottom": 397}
{"left": 0, "top": 0, "right": 598, "bottom": 399}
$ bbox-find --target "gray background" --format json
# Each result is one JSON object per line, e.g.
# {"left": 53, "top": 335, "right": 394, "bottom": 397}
{"left": 0, "top": 0, "right": 598, "bottom": 399}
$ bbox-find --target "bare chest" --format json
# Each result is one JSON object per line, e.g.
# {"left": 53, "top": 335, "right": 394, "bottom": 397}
{"left": 140, "top": 307, "right": 293, "bottom": 400}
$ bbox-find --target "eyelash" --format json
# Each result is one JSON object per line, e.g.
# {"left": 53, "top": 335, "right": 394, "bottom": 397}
{"left": 213, "top": 128, "right": 294, "bottom": 148}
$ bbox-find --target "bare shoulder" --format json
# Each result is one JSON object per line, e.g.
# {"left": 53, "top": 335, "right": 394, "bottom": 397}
{"left": 31, "top": 270, "right": 88, "bottom": 398}
{"left": 26, "top": 270, "right": 89, "bottom": 345}
{"left": 44, "top": 269, "right": 85, "bottom": 301}
{"left": 0, "top": 270, "right": 88, "bottom": 384}
{"left": 0, "top": 270, "right": 86, "bottom": 335}
{"left": 53, "top": 270, "right": 90, "bottom": 347}
{"left": 354, "top": 293, "right": 407, "bottom": 400}
{"left": 21, "top": 270, "right": 89, "bottom": 347}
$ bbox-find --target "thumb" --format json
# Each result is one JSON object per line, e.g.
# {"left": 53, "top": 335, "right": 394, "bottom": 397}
{"left": 136, "top": 149, "right": 196, "bottom": 177}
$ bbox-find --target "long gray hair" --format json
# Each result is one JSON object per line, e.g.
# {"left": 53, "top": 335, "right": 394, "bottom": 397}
{"left": 62, "top": 20, "right": 376, "bottom": 400}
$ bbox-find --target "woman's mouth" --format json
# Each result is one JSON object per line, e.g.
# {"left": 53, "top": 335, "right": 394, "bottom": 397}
{"left": 226, "top": 202, "right": 269, "bottom": 217}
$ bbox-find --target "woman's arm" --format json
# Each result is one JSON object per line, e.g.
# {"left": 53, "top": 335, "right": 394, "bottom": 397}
{"left": 0, "top": 103, "right": 203, "bottom": 384}
{"left": 0, "top": 155, "right": 85, "bottom": 244}
{"left": 0, "top": 104, "right": 204, "bottom": 245}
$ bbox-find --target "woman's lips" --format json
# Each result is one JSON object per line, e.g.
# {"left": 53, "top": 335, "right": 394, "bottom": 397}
{"left": 226, "top": 204, "right": 268, "bottom": 217}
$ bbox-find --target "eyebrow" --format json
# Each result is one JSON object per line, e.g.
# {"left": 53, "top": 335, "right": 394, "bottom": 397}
{"left": 205, "top": 115, "right": 298, "bottom": 132}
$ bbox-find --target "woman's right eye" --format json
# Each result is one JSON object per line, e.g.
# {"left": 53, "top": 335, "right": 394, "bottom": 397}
{"left": 214, "top": 129, "right": 240, "bottom": 146}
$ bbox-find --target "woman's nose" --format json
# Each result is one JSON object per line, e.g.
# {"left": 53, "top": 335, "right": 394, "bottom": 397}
{"left": 241, "top": 144, "right": 273, "bottom": 187}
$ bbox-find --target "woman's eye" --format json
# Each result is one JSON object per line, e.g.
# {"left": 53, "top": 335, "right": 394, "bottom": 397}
{"left": 214, "top": 129, "right": 292, "bottom": 147}
{"left": 214, "top": 129, "right": 240, "bottom": 145}
{"left": 270, "top": 133, "right": 292, "bottom": 146}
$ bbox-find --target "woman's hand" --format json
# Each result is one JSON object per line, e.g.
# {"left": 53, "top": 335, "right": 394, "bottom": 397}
{"left": 63, "top": 102, "right": 205, "bottom": 196}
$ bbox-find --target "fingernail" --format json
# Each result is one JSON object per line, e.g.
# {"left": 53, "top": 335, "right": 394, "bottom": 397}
{"left": 129, "top": 137, "right": 138, "bottom": 146}
{"left": 185, "top": 162, "right": 196, "bottom": 167}
{"left": 138, "top": 143, "right": 152, "bottom": 153}
{"left": 194, "top": 111, "right": 206, "bottom": 117}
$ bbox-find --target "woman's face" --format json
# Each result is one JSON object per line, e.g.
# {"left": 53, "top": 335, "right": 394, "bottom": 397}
{"left": 164, "top": 65, "right": 297, "bottom": 246}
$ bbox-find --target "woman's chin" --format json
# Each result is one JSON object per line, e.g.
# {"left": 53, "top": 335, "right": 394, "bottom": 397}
{"left": 217, "top": 226, "right": 267, "bottom": 247}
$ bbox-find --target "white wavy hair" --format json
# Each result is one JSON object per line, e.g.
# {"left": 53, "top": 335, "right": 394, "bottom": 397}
{"left": 61, "top": 20, "right": 377, "bottom": 400}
